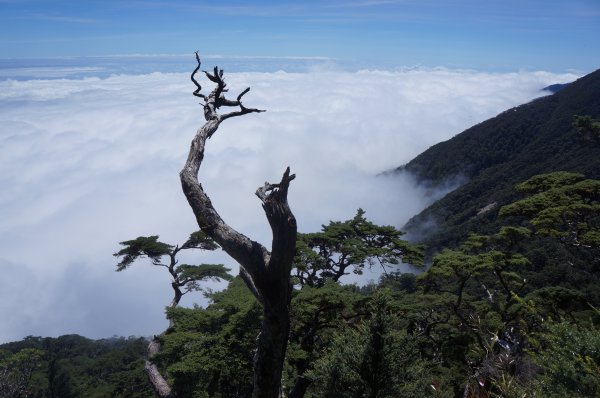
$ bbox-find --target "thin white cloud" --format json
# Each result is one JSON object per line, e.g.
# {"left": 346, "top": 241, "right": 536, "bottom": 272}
{"left": 29, "top": 13, "right": 97, "bottom": 24}
{"left": 0, "top": 67, "right": 578, "bottom": 342}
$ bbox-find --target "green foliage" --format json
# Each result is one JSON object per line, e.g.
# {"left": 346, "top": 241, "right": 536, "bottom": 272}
{"left": 284, "top": 211, "right": 423, "bottom": 396}
{"left": 412, "top": 172, "right": 600, "bottom": 396}
{"left": 378, "top": 271, "right": 418, "bottom": 294}
{"left": 416, "top": 225, "right": 552, "bottom": 396}
{"left": 114, "top": 231, "right": 222, "bottom": 271}
{"left": 0, "top": 335, "right": 152, "bottom": 398}
{"left": 500, "top": 171, "right": 600, "bottom": 249}
{"left": 0, "top": 348, "right": 44, "bottom": 397}
{"left": 528, "top": 321, "right": 600, "bottom": 397}
{"left": 402, "top": 69, "right": 600, "bottom": 254}
{"left": 177, "top": 263, "right": 233, "bottom": 292}
{"left": 157, "top": 277, "right": 261, "bottom": 397}
{"left": 114, "top": 235, "right": 174, "bottom": 270}
{"left": 525, "top": 286, "right": 589, "bottom": 319}
{"left": 181, "top": 230, "right": 220, "bottom": 251}
{"left": 574, "top": 115, "right": 600, "bottom": 145}
{"left": 294, "top": 208, "right": 423, "bottom": 287}
{"left": 284, "top": 281, "right": 365, "bottom": 395}
{"left": 113, "top": 231, "right": 230, "bottom": 301}
{"left": 510, "top": 171, "right": 585, "bottom": 194}
{"left": 307, "top": 290, "right": 431, "bottom": 398}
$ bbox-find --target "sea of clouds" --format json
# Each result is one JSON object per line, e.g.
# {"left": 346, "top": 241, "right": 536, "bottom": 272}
{"left": 0, "top": 61, "right": 579, "bottom": 342}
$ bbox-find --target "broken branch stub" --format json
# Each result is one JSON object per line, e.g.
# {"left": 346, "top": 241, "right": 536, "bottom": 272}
{"left": 180, "top": 53, "right": 297, "bottom": 398}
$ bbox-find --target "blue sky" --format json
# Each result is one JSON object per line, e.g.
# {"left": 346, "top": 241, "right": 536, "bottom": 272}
{"left": 1, "top": 0, "right": 599, "bottom": 71}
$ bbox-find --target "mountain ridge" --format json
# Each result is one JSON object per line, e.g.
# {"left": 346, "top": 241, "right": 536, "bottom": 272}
{"left": 396, "top": 68, "right": 600, "bottom": 251}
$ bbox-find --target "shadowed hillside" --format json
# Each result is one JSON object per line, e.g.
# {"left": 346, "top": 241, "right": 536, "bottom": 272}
{"left": 397, "top": 68, "right": 600, "bottom": 252}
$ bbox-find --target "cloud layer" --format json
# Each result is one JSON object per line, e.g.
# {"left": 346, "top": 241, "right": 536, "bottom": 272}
{"left": 0, "top": 67, "right": 578, "bottom": 342}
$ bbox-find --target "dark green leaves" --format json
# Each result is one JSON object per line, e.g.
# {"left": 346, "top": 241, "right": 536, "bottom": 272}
{"left": 181, "top": 231, "right": 220, "bottom": 251}
{"left": 500, "top": 172, "right": 600, "bottom": 248}
{"left": 113, "top": 231, "right": 230, "bottom": 311}
{"left": 574, "top": 115, "right": 600, "bottom": 145}
{"left": 177, "top": 264, "right": 232, "bottom": 293}
{"left": 113, "top": 235, "right": 173, "bottom": 271}
{"left": 294, "top": 209, "right": 423, "bottom": 286}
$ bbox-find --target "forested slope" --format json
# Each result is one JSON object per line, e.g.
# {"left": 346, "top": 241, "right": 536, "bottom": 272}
{"left": 0, "top": 335, "right": 153, "bottom": 397}
{"left": 398, "top": 68, "right": 600, "bottom": 251}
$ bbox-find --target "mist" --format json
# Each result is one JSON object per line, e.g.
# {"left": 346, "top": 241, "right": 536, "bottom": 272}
{"left": 0, "top": 66, "right": 578, "bottom": 342}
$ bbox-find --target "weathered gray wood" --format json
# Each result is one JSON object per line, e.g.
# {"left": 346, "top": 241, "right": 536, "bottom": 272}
{"left": 145, "top": 250, "right": 181, "bottom": 397}
{"left": 145, "top": 339, "right": 175, "bottom": 398}
{"left": 180, "top": 53, "right": 297, "bottom": 398}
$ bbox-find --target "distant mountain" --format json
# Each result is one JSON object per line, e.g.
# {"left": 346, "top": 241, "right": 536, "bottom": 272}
{"left": 542, "top": 82, "right": 570, "bottom": 94}
{"left": 396, "top": 68, "right": 600, "bottom": 252}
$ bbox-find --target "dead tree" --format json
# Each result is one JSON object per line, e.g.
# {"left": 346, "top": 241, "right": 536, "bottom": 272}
{"left": 180, "top": 52, "right": 297, "bottom": 398}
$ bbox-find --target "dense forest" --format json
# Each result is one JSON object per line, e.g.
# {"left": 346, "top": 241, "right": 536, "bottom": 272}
{"left": 1, "top": 68, "right": 599, "bottom": 397}
{"left": 401, "top": 68, "right": 600, "bottom": 253}
{"left": 0, "top": 335, "right": 153, "bottom": 397}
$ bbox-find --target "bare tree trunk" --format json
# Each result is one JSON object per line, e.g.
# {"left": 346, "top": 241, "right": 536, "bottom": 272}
{"left": 146, "top": 251, "right": 183, "bottom": 397}
{"left": 146, "top": 339, "right": 175, "bottom": 398}
{"left": 289, "top": 360, "right": 311, "bottom": 398}
{"left": 144, "top": 253, "right": 183, "bottom": 398}
{"left": 180, "top": 53, "right": 297, "bottom": 398}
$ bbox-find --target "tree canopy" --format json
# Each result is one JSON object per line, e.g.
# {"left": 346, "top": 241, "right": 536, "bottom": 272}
{"left": 294, "top": 209, "right": 423, "bottom": 287}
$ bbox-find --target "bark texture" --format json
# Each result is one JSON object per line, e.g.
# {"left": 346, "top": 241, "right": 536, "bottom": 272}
{"left": 146, "top": 250, "right": 182, "bottom": 397}
{"left": 180, "top": 53, "right": 297, "bottom": 398}
{"left": 146, "top": 339, "right": 175, "bottom": 398}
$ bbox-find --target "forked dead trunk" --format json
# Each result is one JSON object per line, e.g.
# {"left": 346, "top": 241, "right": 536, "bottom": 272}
{"left": 180, "top": 53, "right": 297, "bottom": 398}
